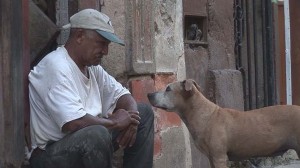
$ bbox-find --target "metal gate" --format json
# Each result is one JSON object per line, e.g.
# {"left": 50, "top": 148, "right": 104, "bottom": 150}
{"left": 234, "top": 0, "right": 277, "bottom": 110}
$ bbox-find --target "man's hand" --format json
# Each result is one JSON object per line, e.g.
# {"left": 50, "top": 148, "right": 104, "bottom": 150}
{"left": 116, "top": 111, "right": 140, "bottom": 148}
{"left": 117, "top": 124, "right": 138, "bottom": 148}
{"left": 109, "top": 109, "right": 140, "bottom": 131}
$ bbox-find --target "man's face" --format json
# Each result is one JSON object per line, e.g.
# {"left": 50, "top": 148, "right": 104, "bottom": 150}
{"left": 81, "top": 30, "right": 111, "bottom": 66}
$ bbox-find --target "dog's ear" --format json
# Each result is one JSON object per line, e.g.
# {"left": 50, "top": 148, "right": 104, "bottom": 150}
{"left": 183, "top": 79, "right": 194, "bottom": 91}
{"left": 192, "top": 80, "right": 202, "bottom": 92}
{"left": 183, "top": 79, "right": 202, "bottom": 93}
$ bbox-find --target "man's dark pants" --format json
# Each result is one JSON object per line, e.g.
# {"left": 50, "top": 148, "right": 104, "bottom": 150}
{"left": 29, "top": 103, "right": 154, "bottom": 168}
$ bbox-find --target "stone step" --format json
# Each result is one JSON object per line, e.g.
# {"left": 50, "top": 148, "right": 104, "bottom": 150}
{"left": 273, "top": 161, "right": 300, "bottom": 168}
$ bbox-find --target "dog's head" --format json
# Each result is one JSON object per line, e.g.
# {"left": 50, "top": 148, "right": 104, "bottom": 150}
{"left": 147, "top": 79, "right": 201, "bottom": 112}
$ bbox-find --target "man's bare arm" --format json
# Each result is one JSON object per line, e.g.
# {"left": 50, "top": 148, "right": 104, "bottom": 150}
{"left": 114, "top": 94, "right": 138, "bottom": 112}
{"left": 62, "top": 108, "right": 140, "bottom": 133}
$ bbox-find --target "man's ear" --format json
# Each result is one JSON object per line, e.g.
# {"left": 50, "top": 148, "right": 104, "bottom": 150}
{"left": 184, "top": 79, "right": 194, "bottom": 91}
{"left": 75, "top": 29, "right": 85, "bottom": 44}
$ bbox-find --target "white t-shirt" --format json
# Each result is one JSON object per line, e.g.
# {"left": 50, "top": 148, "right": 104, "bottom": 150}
{"left": 29, "top": 46, "right": 130, "bottom": 150}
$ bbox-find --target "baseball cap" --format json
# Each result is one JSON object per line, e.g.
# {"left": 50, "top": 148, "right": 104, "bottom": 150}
{"left": 62, "top": 9, "right": 124, "bottom": 46}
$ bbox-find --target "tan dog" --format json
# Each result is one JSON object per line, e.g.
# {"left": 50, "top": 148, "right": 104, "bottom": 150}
{"left": 147, "top": 79, "right": 300, "bottom": 168}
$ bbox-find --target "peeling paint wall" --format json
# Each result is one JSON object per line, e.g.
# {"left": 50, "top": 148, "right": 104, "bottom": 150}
{"left": 101, "top": 0, "right": 127, "bottom": 83}
{"left": 152, "top": 0, "right": 191, "bottom": 167}
{"left": 155, "top": 0, "right": 185, "bottom": 78}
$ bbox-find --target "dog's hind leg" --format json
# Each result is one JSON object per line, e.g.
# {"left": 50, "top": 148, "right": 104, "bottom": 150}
{"left": 293, "top": 143, "right": 300, "bottom": 159}
{"left": 295, "top": 150, "right": 300, "bottom": 159}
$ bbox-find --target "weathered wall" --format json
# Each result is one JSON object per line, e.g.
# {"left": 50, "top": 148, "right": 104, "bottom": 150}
{"left": 0, "top": 1, "right": 28, "bottom": 167}
{"left": 153, "top": 0, "right": 190, "bottom": 167}
{"left": 207, "top": 0, "right": 235, "bottom": 70}
{"left": 101, "top": 0, "right": 127, "bottom": 83}
{"left": 209, "top": 70, "right": 244, "bottom": 111}
{"left": 155, "top": 0, "right": 185, "bottom": 76}
{"left": 185, "top": 0, "right": 238, "bottom": 97}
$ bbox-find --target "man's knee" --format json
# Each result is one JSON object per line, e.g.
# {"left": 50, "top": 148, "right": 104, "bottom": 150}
{"left": 78, "top": 125, "right": 112, "bottom": 149}
{"left": 74, "top": 125, "right": 113, "bottom": 167}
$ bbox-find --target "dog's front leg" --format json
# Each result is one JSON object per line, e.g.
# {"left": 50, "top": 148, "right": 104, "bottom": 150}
{"left": 209, "top": 155, "right": 228, "bottom": 168}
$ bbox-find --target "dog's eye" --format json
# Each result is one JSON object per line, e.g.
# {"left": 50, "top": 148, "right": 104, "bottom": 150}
{"left": 166, "top": 86, "right": 171, "bottom": 92}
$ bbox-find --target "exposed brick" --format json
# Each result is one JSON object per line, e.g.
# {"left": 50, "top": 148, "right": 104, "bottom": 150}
{"left": 153, "top": 74, "right": 176, "bottom": 90}
{"left": 128, "top": 77, "right": 155, "bottom": 104}
{"left": 129, "top": 74, "right": 182, "bottom": 160}
{"left": 153, "top": 109, "right": 181, "bottom": 158}
{"left": 156, "top": 110, "right": 181, "bottom": 130}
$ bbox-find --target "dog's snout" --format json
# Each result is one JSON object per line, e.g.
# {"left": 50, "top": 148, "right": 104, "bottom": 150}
{"left": 147, "top": 93, "right": 152, "bottom": 97}
{"left": 147, "top": 92, "right": 160, "bottom": 106}
{"left": 147, "top": 93, "right": 155, "bottom": 100}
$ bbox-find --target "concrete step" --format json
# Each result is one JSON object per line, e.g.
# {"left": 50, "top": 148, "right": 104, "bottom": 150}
{"left": 273, "top": 161, "right": 300, "bottom": 168}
